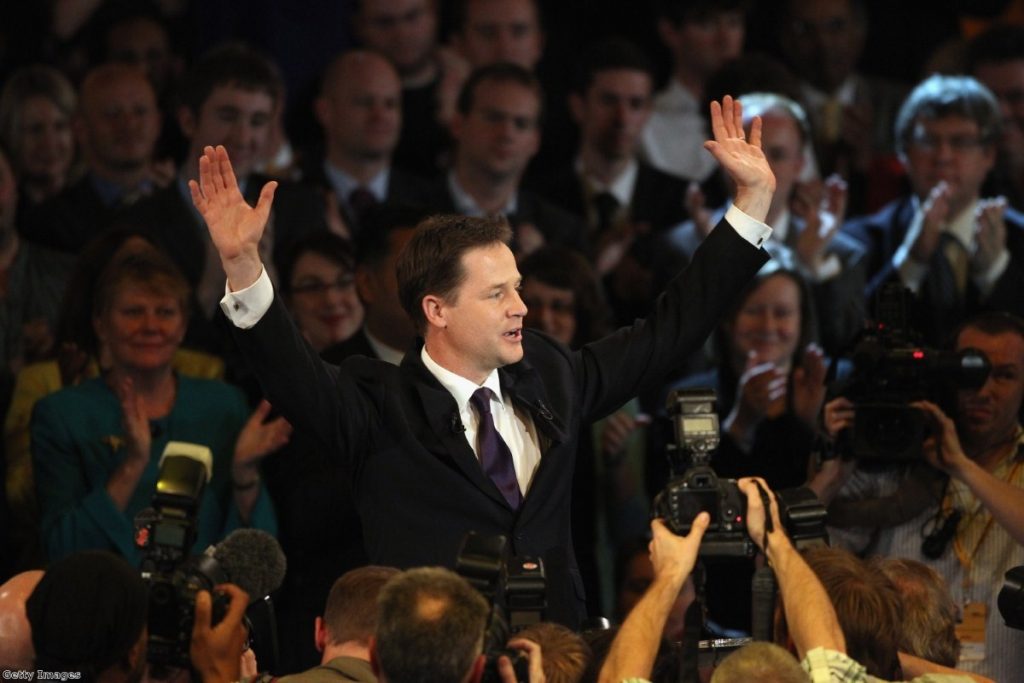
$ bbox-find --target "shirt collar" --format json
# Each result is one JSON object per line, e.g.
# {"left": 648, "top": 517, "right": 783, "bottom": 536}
{"left": 657, "top": 78, "right": 699, "bottom": 112}
{"left": 364, "top": 328, "right": 405, "bottom": 366}
{"left": 576, "top": 156, "right": 638, "bottom": 207}
{"left": 89, "top": 172, "right": 153, "bottom": 207}
{"left": 323, "top": 161, "right": 390, "bottom": 203}
{"left": 447, "top": 170, "right": 518, "bottom": 217}
{"left": 421, "top": 345, "right": 504, "bottom": 411}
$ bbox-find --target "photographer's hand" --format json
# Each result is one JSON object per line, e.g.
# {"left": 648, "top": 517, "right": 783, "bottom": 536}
{"left": 597, "top": 515, "right": 709, "bottom": 683}
{"left": 500, "top": 638, "right": 545, "bottom": 683}
{"left": 190, "top": 583, "right": 250, "bottom": 683}
{"left": 823, "top": 397, "right": 855, "bottom": 440}
{"left": 912, "top": 400, "right": 970, "bottom": 477}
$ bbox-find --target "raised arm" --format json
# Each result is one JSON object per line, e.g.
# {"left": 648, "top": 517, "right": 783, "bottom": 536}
{"left": 188, "top": 145, "right": 277, "bottom": 291}
{"left": 703, "top": 95, "right": 775, "bottom": 223}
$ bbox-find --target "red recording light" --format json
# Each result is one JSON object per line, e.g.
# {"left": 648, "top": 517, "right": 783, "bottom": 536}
{"left": 912, "top": 349, "right": 924, "bottom": 359}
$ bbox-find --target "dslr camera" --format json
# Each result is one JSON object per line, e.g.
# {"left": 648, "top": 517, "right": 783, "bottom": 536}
{"left": 135, "top": 442, "right": 230, "bottom": 670}
{"left": 835, "top": 285, "right": 990, "bottom": 460}
{"left": 652, "top": 389, "right": 827, "bottom": 557}
{"left": 456, "top": 532, "right": 546, "bottom": 683}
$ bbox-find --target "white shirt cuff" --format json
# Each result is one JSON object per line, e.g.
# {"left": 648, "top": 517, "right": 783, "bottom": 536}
{"left": 724, "top": 204, "right": 772, "bottom": 248}
{"left": 220, "top": 267, "right": 273, "bottom": 329}
{"left": 972, "top": 247, "right": 1010, "bottom": 298}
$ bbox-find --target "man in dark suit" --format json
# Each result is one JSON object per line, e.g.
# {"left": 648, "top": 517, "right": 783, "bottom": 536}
{"left": 841, "top": 74, "right": 1024, "bottom": 344}
{"left": 304, "top": 49, "right": 432, "bottom": 235}
{"left": 431, "top": 62, "right": 585, "bottom": 255}
{"left": 120, "top": 44, "right": 325, "bottom": 342}
{"left": 191, "top": 95, "right": 775, "bottom": 628}
{"left": 536, "top": 39, "right": 690, "bottom": 325}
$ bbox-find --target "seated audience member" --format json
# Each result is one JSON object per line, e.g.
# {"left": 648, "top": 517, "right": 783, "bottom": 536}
{"left": 276, "top": 566, "right": 399, "bottom": 683}
{"left": 841, "top": 74, "right": 1024, "bottom": 343}
{"left": 0, "top": 569, "right": 43, "bottom": 669}
{"left": 4, "top": 228, "right": 222, "bottom": 571}
{"left": 279, "top": 232, "right": 364, "bottom": 354}
{"left": 537, "top": 38, "right": 690, "bottom": 326}
{"left": 870, "top": 557, "right": 960, "bottom": 668}
{"left": 434, "top": 63, "right": 585, "bottom": 255}
{"left": 451, "top": 0, "right": 545, "bottom": 71}
{"left": 968, "top": 24, "right": 1024, "bottom": 212}
{"left": 321, "top": 203, "right": 428, "bottom": 365}
{"left": 669, "top": 92, "right": 865, "bottom": 356}
{"left": 30, "top": 249, "right": 286, "bottom": 562}
{"left": 818, "top": 311, "right": 1024, "bottom": 681}
{"left": 641, "top": 0, "right": 746, "bottom": 185}
{"left": 777, "top": 0, "right": 908, "bottom": 214}
{"left": 596, "top": 478, "right": 981, "bottom": 683}
{"left": 26, "top": 549, "right": 252, "bottom": 683}
{"left": 373, "top": 567, "right": 544, "bottom": 683}
{"left": 20, "top": 63, "right": 163, "bottom": 253}
{"left": 0, "top": 65, "right": 77, "bottom": 217}
{"left": 517, "top": 622, "right": 590, "bottom": 683}
{"left": 121, "top": 42, "right": 326, "bottom": 332}
{"left": 354, "top": 0, "right": 450, "bottom": 178}
{"left": 306, "top": 50, "right": 431, "bottom": 235}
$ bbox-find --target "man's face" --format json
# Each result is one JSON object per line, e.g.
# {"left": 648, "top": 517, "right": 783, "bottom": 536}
{"left": 78, "top": 73, "right": 160, "bottom": 174}
{"left": 433, "top": 242, "right": 526, "bottom": 382}
{"left": 903, "top": 115, "right": 996, "bottom": 215}
{"left": 572, "top": 69, "right": 653, "bottom": 162}
{"left": 319, "top": 55, "right": 402, "bottom": 163}
{"left": 757, "top": 112, "right": 805, "bottom": 202}
{"left": 781, "top": 0, "right": 864, "bottom": 92}
{"left": 453, "top": 79, "right": 540, "bottom": 183}
{"left": 456, "top": 0, "right": 543, "bottom": 69}
{"left": 358, "top": 0, "right": 437, "bottom": 78}
{"left": 956, "top": 327, "right": 1024, "bottom": 447}
{"left": 106, "top": 17, "right": 174, "bottom": 91}
{"left": 973, "top": 60, "right": 1024, "bottom": 168}
{"left": 662, "top": 10, "right": 744, "bottom": 80}
{"left": 182, "top": 85, "right": 274, "bottom": 178}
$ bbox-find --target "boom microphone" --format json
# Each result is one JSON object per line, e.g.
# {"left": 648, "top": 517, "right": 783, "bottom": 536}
{"left": 208, "top": 529, "right": 287, "bottom": 600}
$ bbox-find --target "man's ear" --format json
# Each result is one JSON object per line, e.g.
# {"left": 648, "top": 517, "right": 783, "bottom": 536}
{"left": 466, "top": 653, "right": 487, "bottom": 683}
{"left": 422, "top": 294, "right": 447, "bottom": 330}
{"left": 369, "top": 636, "right": 382, "bottom": 677}
{"left": 314, "top": 616, "right": 327, "bottom": 653}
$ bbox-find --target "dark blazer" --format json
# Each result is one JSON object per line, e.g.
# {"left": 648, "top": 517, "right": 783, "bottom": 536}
{"left": 427, "top": 181, "right": 587, "bottom": 253}
{"left": 230, "top": 218, "right": 767, "bottom": 627}
{"left": 841, "top": 196, "right": 1024, "bottom": 342}
{"left": 19, "top": 175, "right": 133, "bottom": 252}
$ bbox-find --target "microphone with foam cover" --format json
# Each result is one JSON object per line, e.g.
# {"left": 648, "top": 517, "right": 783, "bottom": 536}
{"left": 208, "top": 529, "right": 287, "bottom": 601}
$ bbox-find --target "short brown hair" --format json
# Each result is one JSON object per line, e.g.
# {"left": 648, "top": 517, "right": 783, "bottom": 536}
{"left": 396, "top": 214, "right": 513, "bottom": 333}
{"left": 93, "top": 248, "right": 191, "bottom": 319}
{"left": 518, "top": 622, "right": 591, "bottom": 683}
{"left": 322, "top": 565, "right": 400, "bottom": 646}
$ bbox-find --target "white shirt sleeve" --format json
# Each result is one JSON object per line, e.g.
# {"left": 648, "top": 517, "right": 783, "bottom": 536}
{"left": 219, "top": 267, "right": 273, "bottom": 329}
{"left": 724, "top": 204, "right": 772, "bottom": 248}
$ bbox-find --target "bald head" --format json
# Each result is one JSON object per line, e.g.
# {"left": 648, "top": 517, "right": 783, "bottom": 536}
{"left": 317, "top": 50, "right": 402, "bottom": 170}
{"left": 76, "top": 63, "right": 160, "bottom": 177}
{"left": 0, "top": 570, "right": 44, "bottom": 669}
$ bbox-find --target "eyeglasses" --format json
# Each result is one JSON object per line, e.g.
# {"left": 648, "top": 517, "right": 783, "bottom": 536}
{"left": 290, "top": 275, "right": 355, "bottom": 296}
{"left": 909, "top": 132, "right": 988, "bottom": 153}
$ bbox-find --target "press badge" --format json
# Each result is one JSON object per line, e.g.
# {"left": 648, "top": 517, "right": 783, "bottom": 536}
{"left": 955, "top": 601, "right": 987, "bottom": 661}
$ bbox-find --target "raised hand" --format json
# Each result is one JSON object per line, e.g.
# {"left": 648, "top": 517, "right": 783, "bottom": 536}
{"left": 233, "top": 400, "right": 292, "bottom": 471}
{"left": 910, "top": 181, "right": 950, "bottom": 263}
{"left": 188, "top": 145, "right": 277, "bottom": 290}
{"left": 792, "top": 175, "right": 848, "bottom": 270}
{"left": 703, "top": 96, "right": 775, "bottom": 222}
{"left": 973, "top": 196, "right": 1008, "bottom": 275}
{"left": 791, "top": 344, "right": 827, "bottom": 428}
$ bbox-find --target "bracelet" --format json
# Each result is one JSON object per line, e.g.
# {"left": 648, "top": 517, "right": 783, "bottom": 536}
{"left": 232, "top": 475, "right": 260, "bottom": 491}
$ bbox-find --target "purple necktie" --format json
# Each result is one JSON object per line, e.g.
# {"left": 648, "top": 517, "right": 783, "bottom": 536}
{"left": 470, "top": 388, "right": 522, "bottom": 509}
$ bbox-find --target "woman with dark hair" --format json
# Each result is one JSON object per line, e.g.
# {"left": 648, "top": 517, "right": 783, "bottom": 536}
{"left": 520, "top": 246, "right": 610, "bottom": 348}
{"left": 30, "top": 248, "right": 286, "bottom": 562}
{"left": 278, "top": 231, "right": 364, "bottom": 353}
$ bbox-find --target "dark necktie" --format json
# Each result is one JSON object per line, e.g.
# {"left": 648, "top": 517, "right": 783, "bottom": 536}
{"left": 347, "top": 187, "right": 378, "bottom": 226}
{"left": 469, "top": 388, "right": 522, "bottom": 509}
{"left": 593, "top": 191, "right": 620, "bottom": 236}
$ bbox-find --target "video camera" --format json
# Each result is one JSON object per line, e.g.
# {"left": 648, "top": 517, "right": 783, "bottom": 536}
{"left": 834, "top": 284, "right": 990, "bottom": 460}
{"left": 456, "top": 532, "right": 546, "bottom": 683}
{"left": 652, "top": 389, "right": 827, "bottom": 557}
{"left": 135, "top": 442, "right": 286, "bottom": 671}
{"left": 999, "top": 566, "right": 1024, "bottom": 631}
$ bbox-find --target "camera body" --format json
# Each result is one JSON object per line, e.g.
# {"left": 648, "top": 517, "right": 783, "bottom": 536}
{"left": 837, "top": 285, "right": 990, "bottom": 460}
{"left": 456, "top": 533, "right": 546, "bottom": 683}
{"left": 136, "top": 443, "right": 227, "bottom": 670}
{"left": 653, "top": 389, "right": 828, "bottom": 556}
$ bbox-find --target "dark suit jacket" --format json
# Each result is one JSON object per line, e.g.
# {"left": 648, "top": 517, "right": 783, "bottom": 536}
{"left": 841, "top": 196, "right": 1024, "bottom": 342}
{"left": 19, "top": 175, "right": 134, "bottom": 252}
{"left": 230, "top": 218, "right": 767, "bottom": 627}
{"left": 427, "top": 181, "right": 587, "bottom": 253}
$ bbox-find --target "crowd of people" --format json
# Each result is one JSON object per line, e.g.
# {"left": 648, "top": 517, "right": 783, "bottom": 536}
{"left": 2, "top": 0, "right": 1024, "bottom": 681}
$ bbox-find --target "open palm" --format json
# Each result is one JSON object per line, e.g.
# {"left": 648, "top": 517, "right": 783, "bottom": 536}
{"left": 188, "top": 145, "right": 277, "bottom": 286}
